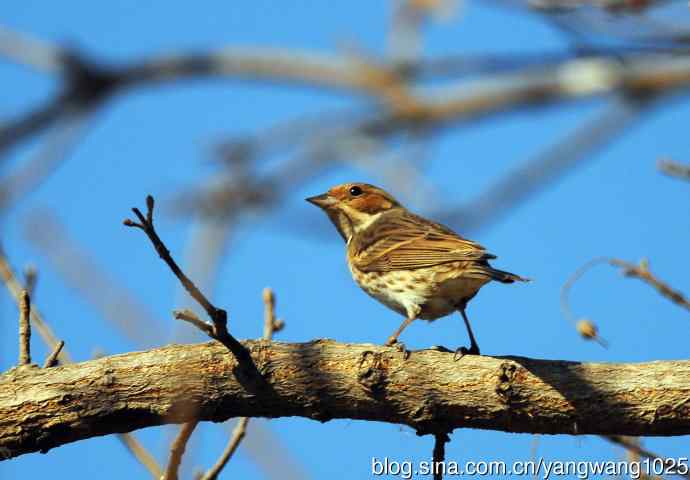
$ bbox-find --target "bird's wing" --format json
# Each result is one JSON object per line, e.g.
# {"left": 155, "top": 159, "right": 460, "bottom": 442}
{"left": 351, "top": 213, "right": 495, "bottom": 272}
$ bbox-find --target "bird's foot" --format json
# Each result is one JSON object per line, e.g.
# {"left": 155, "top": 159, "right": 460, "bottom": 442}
{"left": 453, "top": 345, "right": 480, "bottom": 361}
{"left": 430, "top": 345, "right": 453, "bottom": 353}
{"left": 385, "top": 338, "right": 410, "bottom": 360}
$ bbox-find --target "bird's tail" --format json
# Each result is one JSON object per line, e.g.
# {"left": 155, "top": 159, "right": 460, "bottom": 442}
{"left": 488, "top": 267, "right": 530, "bottom": 284}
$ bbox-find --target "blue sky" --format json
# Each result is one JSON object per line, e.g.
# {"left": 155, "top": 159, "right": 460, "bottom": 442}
{"left": 2, "top": 1, "right": 690, "bottom": 479}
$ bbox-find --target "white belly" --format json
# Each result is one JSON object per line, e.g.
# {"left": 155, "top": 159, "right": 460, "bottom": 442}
{"left": 348, "top": 261, "right": 486, "bottom": 320}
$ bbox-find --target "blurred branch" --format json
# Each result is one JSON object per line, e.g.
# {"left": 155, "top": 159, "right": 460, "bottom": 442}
{"left": 199, "top": 417, "right": 249, "bottom": 480}
{"left": 117, "top": 435, "right": 163, "bottom": 480}
{"left": 561, "top": 256, "right": 689, "bottom": 347}
{"left": 658, "top": 158, "right": 690, "bottom": 181}
{"left": 0, "top": 25, "right": 63, "bottom": 72}
{"left": 523, "top": 0, "right": 669, "bottom": 13}
{"left": 23, "top": 208, "right": 164, "bottom": 347}
{"left": 3, "top": 340, "right": 690, "bottom": 460}
{"left": 162, "top": 420, "right": 199, "bottom": 480}
{"left": 22, "top": 264, "right": 37, "bottom": 297}
{"left": 604, "top": 435, "right": 690, "bottom": 479}
{"left": 609, "top": 258, "right": 690, "bottom": 312}
{"left": 4, "top": 22, "right": 690, "bottom": 162}
{"left": 561, "top": 257, "right": 614, "bottom": 345}
{"left": 437, "top": 97, "right": 654, "bottom": 231}
{"left": 0, "top": 111, "right": 91, "bottom": 211}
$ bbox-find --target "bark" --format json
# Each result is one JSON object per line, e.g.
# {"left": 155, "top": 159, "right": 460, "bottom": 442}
{"left": 1, "top": 339, "right": 689, "bottom": 460}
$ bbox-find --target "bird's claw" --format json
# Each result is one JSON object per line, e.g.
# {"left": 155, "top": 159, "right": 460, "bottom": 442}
{"left": 385, "top": 338, "right": 410, "bottom": 360}
{"left": 430, "top": 345, "right": 453, "bottom": 353}
{"left": 395, "top": 342, "right": 411, "bottom": 360}
{"left": 453, "top": 345, "right": 480, "bottom": 361}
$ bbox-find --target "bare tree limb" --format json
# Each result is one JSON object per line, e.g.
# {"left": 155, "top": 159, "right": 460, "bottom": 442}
{"left": 5, "top": 26, "right": 690, "bottom": 162}
{"left": 2, "top": 340, "right": 690, "bottom": 461}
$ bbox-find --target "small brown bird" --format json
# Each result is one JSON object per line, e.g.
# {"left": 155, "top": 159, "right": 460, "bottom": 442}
{"left": 307, "top": 182, "right": 527, "bottom": 356}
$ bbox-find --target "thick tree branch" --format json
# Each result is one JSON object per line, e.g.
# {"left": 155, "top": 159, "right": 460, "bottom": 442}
{"left": 2, "top": 339, "right": 690, "bottom": 461}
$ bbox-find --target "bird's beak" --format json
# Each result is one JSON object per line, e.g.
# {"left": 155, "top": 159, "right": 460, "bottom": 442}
{"left": 306, "top": 193, "right": 335, "bottom": 209}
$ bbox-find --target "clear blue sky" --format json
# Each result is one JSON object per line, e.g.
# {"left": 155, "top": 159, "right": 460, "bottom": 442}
{"left": 2, "top": 1, "right": 689, "bottom": 479}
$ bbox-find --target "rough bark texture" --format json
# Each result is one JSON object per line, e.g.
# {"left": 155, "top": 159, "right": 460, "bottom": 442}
{"left": 1, "top": 339, "right": 689, "bottom": 460}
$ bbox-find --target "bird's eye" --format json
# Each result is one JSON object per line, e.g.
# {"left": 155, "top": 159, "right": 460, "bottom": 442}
{"left": 349, "top": 186, "right": 363, "bottom": 196}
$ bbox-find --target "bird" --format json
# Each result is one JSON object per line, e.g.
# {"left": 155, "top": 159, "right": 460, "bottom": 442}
{"left": 306, "top": 182, "right": 528, "bottom": 357}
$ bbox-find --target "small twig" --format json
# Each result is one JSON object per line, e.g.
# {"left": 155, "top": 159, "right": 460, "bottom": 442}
{"left": 18, "top": 290, "right": 31, "bottom": 365}
{"left": 610, "top": 258, "right": 690, "bottom": 312}
{"left": 23, "top": 264, "right": 37, "bottom": 297}
{"left": 432, "top": 432, "right": 450, "bottom": 480}
{"left": 604, "top": 436, "right": 690, "bottom": 479}
{"left": 658, "top": 158, "right": 690, "bottom": 181}
{"left": 124, "top": 195, "right": 248, "bottom": 363}
{"left": 173, "top": 309, "right": 214, "bottom": 336}
{"left": 199, "top": 417, "right": 250, "bottom": 480}
{"left": 43, "top": 340, "right": 65, "bottom": 368}
{"left": 562, "top": 256, "right": 690, "bottom": 347}
{"left": 0, "top": 247, "right": 68, "bottom": 362}
{"left": 162, "top": 420, "right": 199, "bottom": 480}
{"left": 560, "top": 257, "right": 611, "bottom": 347}
{"left": 262, "top": 287, "right": 284, "bottom": 340}
{"left": 116, "top": 434, "right": 164, "bottom": 480}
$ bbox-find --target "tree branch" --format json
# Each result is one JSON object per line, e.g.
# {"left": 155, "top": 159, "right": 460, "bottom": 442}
{"left": 199, "top": 417, "right": 249, "bottom": 480}
{"left": 2, "top": 339, "right": 690, "bottom": 461}
{"left": 17, "top": 290, "right": 31, "bottom": 366}
{"left": 42, "top": 340, "right": 64, "bottom": 368}
{"left": 658, "top": 159, "right": 690, "bottom": 181}
{"left": 124, "top": 195, "right": 250, "bottom": 366}
{"left": 162, "top": 420, "right": 199, "bottom": 480}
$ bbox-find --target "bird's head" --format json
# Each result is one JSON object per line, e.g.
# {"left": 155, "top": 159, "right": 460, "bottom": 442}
{"left": 306, "top": 183, "right": 401, "bottom": 241}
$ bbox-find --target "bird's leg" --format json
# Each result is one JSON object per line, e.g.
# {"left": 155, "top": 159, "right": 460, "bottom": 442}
{"left": 385, "top": 315, "right": 415, "bottom": 360}
{"left": 454, "top": 308, "right": 480, "bottom": 360}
